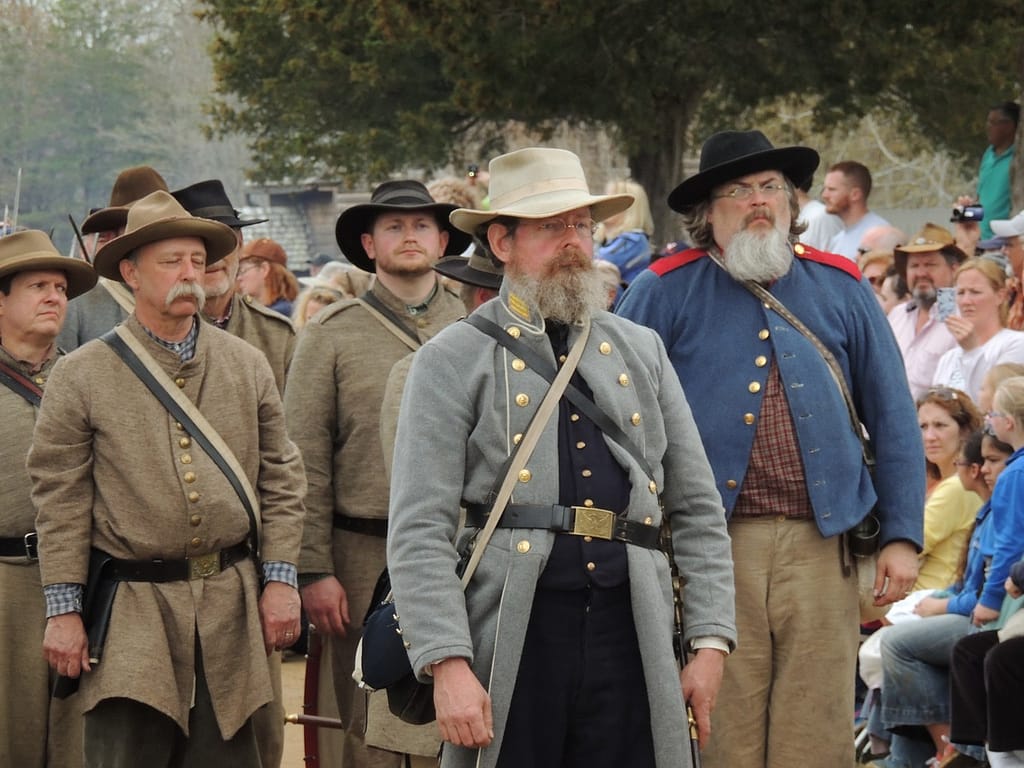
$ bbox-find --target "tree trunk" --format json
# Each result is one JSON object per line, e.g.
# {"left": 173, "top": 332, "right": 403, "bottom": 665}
{"left": 625, "top": 94, "right": 702, "bottom": 250}
{"left": 1014, "top": 42, "right": 1024, "bottom": 213}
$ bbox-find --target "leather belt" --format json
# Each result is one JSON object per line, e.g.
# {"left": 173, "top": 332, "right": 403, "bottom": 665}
{"left": 104, "top": 541, "right": 250, "bottom": 582}
{"left": 332, "top": 513, "right": 388, "bottom": 538}
{"left": 0, "top": 532, "right": 38, "bottom": 560}
{"left": 464, "top": 504, "right": 660, "bottom": 549}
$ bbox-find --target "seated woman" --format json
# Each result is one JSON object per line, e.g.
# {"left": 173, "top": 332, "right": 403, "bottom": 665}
{"left": 933, "top": 258, "right": 1024, "bottom": 402}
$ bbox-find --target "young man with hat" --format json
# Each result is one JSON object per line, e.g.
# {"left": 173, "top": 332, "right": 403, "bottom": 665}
{"left": 0, "top": 230, "right": 96, "bottom": 768}
{"left": 617, "top": 130, "right": 924, "bottom": 767}
{"left": 285, "top": 179, "right": 468, "bottom": 768}
{"left": 28, "top": 191, "right": 306, "bottom": 767}
{"left": 59, "top": 165, "right": 169, "bottom": 351}
{"left": 887, "top": 223, "right": 967, "bottom": 398}
{"left": 385, "top": 147, "right": 735, "bottom": 768}
{"left": 173, "top": 178, "right": 295, "bottom": 396}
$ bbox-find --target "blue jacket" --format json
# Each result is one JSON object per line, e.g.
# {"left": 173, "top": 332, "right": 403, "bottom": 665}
{"left": 617, "top": 245, "right": 925, "bottom": 545}
{"left": 945, "top": 501, "right": 994, "bottom": 616}
{"left": 980, "top": 447, "right": 1024, "bottom": 610}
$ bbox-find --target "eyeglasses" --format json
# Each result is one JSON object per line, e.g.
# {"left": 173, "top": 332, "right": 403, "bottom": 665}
{"left": 986, "top": 410, "right": 1006, "bottom": 421}
{"left": 866, "top": 275, "right": 885, "bottom": 287}
{"left": 918, "top": 386, "right": 959, "bottom": 404}
{"left": 533, "top": 218, "right": 598, "bottom": 239}
{"left": 236, "top": 259, "right": 262, "bottom": 277}
{"left": 713, "top": 182, "right": 787, "bottom": 200}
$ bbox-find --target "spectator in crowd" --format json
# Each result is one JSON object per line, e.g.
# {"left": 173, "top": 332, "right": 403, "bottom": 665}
{"left": 292, "top": 280, "right": 345, "bottom": 330}
{"left": 596, "top": 179, "right": 655, "bottom": 286}
{"left": 978, "top": 363, "right": 1024, "bottom": 415}
{"left": 822, "top": 160, "right": 891, "bottom": 259}
{"left": 304, "top": 260, "right": 374, "bottom": 299}
{"left": 991, "top": 211, "right": 1024, "bottom": 331}
{"left": 859, "top": 224, "right": 907, "bottom": 256}
{"left": 888, "top": 224, "right": 967, "bottom": 399}
{"left": 978, "top": 102, "right": 1020, "bottom": 241}
{"left": 308, "top": 252, "right": 335, "bottom": 277}
{"left": 932, "top": 258, "right": 1024, "bottom": 402}
{"left": 880, "top": 267, "right": 911, "bottom": 315}
{"left": 858, "top": 249, "right": 895, "bottom": 304}
{"left": 237, "top": 237, "right": 300, "bottom": 317}
{"left": 795, "top": 173, "right": 842, "bottom": 251}
{"left": 594, "top": 259, "right": 624, "bottom": 309}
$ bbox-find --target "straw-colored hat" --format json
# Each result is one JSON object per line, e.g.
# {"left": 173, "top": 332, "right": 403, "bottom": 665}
{"left": 0, "top": 230, "right": 97, "bottom": 299}
{"left": 893, "top": 223, "right": 968, "bottom": 279}
{"left": 449, "top": 148, "right": 634, "bottom": 234}
{"left": 92, "top": 190, "right": 238, "bottom": 281}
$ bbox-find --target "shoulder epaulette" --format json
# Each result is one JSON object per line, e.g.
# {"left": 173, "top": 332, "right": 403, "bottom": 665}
{"left": 240, "top": 295, "right": 296, "bottom": 330}
{"left": 793, "top": 243, "right": 861, "bottom": 281}
{"left": 312, "top": 296, "right": 363, "bottom": 325}
{"left": 649, "top": 248, "right": 707, "bottom": 277}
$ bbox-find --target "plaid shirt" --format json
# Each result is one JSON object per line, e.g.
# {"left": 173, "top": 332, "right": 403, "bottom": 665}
{"left": 732, "top": 361, "right": 813, "bottom": 519}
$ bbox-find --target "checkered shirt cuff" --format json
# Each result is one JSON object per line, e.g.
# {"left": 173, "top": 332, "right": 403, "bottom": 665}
{"left": 44, "top": 583, "right": 84, "bottom": 618}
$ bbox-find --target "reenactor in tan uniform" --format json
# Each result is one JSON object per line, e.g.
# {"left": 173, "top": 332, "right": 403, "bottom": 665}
{"left": 0, "top": 230, "right": 96, "bottom": 768}
{"left": 285, "top": 180, "right": 470, "bottom": 768}
{"left": 29, "top": 191, "right": 306, "bottom": 767}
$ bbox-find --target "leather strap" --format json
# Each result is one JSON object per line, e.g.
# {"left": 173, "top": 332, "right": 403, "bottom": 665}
{"left": 333, "top": 513, "right": 388, "bottom": 538}
{"left": 100, "top": 326, "right": 263, "bottom": 563}
{"left": 358, "top": 292, "right": 421, "bottom": 351}
{"left": 0, "top": 359, "right": 43, "bottom": 407}
{"left": 103, "top": 541, "right": 250, "bottom": 582}
{"left": 464, "top": 503, "right": 660, "bottom": 549}
{"left": 0, "top": 532, "right": 38, "bottom": 559}
{"left": 99, "top": 277, "right": 136, "bottom": 314}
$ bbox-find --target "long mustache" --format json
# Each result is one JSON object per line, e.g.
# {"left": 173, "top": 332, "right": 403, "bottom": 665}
{"left": 743, "top": 209, "right": 775, "bottom": 227}
{"left": 166, "top": 281, "right": 206, "bottom": 308}
{"left": 545, "top": 246, "right": 591, "bottom": 275}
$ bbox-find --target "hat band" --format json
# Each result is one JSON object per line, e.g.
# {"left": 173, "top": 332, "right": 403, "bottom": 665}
{"left": 372, "top": 190, "right": 437, "bottom": 206}
{"left": 190, "top": 204, "right": 239, "bottom": 220}
{"left": 490, "top": 176, "right": 590, "bottom": 210}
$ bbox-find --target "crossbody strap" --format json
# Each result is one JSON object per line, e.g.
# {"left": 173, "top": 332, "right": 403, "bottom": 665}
{"left": 100, "top": 326, "right": 263, "bottom": 560}
{"left": 358, "top": 292, "right": 421, "bottom": 351}
{"left": 457, "top": 319, "right": 590, "bottom": 587}
{"left": 464, "top": 314, "right": 658, "bottom": 485}
{"left": 0, "top": 359, "right": 43, "bottom": 407}
{"left": 707, "top": 250, "right": 873, "bottom": 468}
{"left": 99, "top": 277, "right": 137, "bottom": 315}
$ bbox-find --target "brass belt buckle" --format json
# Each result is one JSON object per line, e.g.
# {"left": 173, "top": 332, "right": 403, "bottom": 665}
{"left": 570, "top": 506, "right": 616, "bottom": 541}
{"left": 188, "top": 551, "right": 221, "bottom": 580}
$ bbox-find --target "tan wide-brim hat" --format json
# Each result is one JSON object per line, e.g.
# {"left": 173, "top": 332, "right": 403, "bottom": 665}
{"left": 93, "top": 190, "right": 239, "bottom": 281}
{"left": 82, "top": 165, "right": 169, "bottom": 235}
{"left": 893, "top": 222, "right": 968, "bottom": 280}
{"left": 0, "top": 230, "right": 98, "bottom": 299}
{"left": 449, "top": 148, "right": 634, "bottom": 234}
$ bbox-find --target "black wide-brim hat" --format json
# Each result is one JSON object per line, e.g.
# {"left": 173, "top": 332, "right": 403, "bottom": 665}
{"left": 335, "top": 180, "right": 473, "bottom": 273}
{"left": 668, "top": 130, "right": 820, "bottom": 212}
{"left": 171, "top": 179, "right": 268, "bottom": 228}
{"left": 433, "top": 248, "right": 504, "bottom": 290}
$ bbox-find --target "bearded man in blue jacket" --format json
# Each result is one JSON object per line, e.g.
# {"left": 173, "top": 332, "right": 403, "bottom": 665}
{"left": 617, "top": 130, "right": 925, "bottom": 768}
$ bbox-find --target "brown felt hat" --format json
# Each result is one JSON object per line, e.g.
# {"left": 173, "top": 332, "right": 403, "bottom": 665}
{"left": 82, "top": 166, "right": 169, "bottom": 235}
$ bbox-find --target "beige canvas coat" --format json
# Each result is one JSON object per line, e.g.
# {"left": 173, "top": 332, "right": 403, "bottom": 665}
{"left": 208, "top": 292, "right": 295, "bottom": 395}
{"left": 28, "top": 316, "right": 306, "bottom": 740}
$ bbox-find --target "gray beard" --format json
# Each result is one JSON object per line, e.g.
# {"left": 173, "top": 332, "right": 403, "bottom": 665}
{"left": 912, "top": 285, "right": 937, "bottom": 307}
{"left": 721, "top": 228, "right": 794, "bottom": 283}
{"left": 506, "top": 265, "right": 608, "bottom": 325}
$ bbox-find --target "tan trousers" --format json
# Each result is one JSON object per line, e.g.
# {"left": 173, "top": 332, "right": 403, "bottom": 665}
{"left": 702, "top": 517, "right": 859, "bottom": 768}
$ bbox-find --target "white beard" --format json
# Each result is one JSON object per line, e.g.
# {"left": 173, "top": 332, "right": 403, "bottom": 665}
{"left": 722, "top": 227, "right": 794, "bottom": 283}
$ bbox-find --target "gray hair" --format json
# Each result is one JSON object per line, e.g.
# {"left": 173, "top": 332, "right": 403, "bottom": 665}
{"left": 679, "top": 179, "right": 807, "bottom": 249}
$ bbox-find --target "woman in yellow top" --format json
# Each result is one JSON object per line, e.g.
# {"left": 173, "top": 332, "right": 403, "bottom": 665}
{"left": 915, "top": 386, "right": 985, "bottom": 590}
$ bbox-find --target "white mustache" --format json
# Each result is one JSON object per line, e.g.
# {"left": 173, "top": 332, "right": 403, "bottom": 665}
{"left": 166, "top": 281, "right": 206, "bottom": 308}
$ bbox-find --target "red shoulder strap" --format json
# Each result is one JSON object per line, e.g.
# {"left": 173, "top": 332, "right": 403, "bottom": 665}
{"left": 794, "top": 243, "right": 861, "bottom": 280}
{"left": 650, "top": 248, "right": 707, "bottom": 277}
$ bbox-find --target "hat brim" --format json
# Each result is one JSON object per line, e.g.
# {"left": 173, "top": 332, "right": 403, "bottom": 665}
{"left": 991, "top": 219, "right": 1024, "bottom": 238}
{"left": 667, "top": 147, "right": 820, "bottom": 212}
{"left": 81, "top": 206, "right": 129, "bottom": 235}
{"left": 335, "top": 203, "right": 472, "bottom": 272}
{"left": 893, "top": 244, "right": 968, "bottom": 278}
{"left": 0, "top": 254, "right": 98, "bottom": 300}
{"left": 93, "top": 216, "right": 239, "bottom": 281}
{"left": 433, "top": 253, "right": 503, "bottom": 290}
{"left": 450, "top": 192, "right": 634, "bottom": 235}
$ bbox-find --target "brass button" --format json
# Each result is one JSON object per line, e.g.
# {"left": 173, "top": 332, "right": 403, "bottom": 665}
{"left": 559, "top": 354, "right": 567, "bottom": 363}
{"left": 581, "top": 469, "right": 592, "bottom": 478}
{"left": 517, "top": 540, "right": 530, "bottom": 553}
{"left": 175, "top": 377, "right": 186, "bottom": 388}
{"left": 513, "top": 433, "right": 523, "bottom": 445}
{"left": 748, "top": 381, "right": 761, "bottom": 394}
{"left": 583, "top": 499, "right": 594, "bottom": 507}
{"left": 179, "top": 437, "right": 192, "bottom": 449}
{"left": 644, "top": 516, "right": 654, "bottom": 525}
{"left": 507, "top": 326, "right": 521, "bottom": 339}
{"left": 618, "top": 373, "right": 629, "bottom": 387}
{"left": 583, "top": 535, "right": 593, "bottom": 543}
{"left": 189, "top": 514, "right": 202, "bottom": 527}
{"left": 416, "top": 318, "right": 427, "bottom": 328}
{"left": 648, "top": 480, "right": 657, "bottom": 493}
{"left": 190, "top": 537, "right": 202, "bottom": 548}
{"left": 184, "top": 471, "right": 196, "bottom": 483}
{"left": 586, "top": 562, "right": 596, "bottom": 572}
{"left": 726, "top": 479, "right": 738, "bottom": 489}
{"left": 758, "top": 329, "right": 770, "bottom": 340}
{"left": 570, "top": 413, "right": 580, "bottom": 422}
{"left": 576, "top": 441, "right": 586, "bottom": 450}
{"left": 518, "top": 469, "right": 532, "bottom": 483}
{"left": 754, "top": 355, "right": 767, "bottom": 368}
{"left": 175, "top": 421, "right": 184, "bottom": 431}
{"left": 599, "top": 342, "right": 612, "bottom": 355}
{"left": 188, "top": 491, "right": 200, "bottom": 503}
{"left": 794, "top": 244, "right": 806, "bottom": 255}
{"left": 512, "top": 358, "right": 526, "bottom": 371}
{"left": 776, "top": 515, "right": 787, "bottom": 522}
{"left": 515, "top": 393, "right": 530, "bottom": 407}
{"left": 631, "top": 412, "right": 641, "bottom": 426}
{"left": 744, "top": 413, "right": 755, "bottom": 425}
{"left": 35, "top": 376, "right": 45, "bottom": 385}
{"left": 180, "top": 454, "right": 193, "bottom": 465}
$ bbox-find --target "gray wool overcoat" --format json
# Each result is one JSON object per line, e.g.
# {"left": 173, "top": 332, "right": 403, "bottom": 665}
{"left": 386, "top": 287, "right": 737, "bottom": 768}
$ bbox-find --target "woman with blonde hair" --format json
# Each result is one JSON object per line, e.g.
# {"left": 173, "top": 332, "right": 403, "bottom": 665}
{"left": 596, "top": 179, "right": 654, "bottom": 286}
{"left": 237, "top": 237, "right": 300, "bottom": 317}
{"left": 933, "top": 258, "right": 1024, "bottom": 401}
